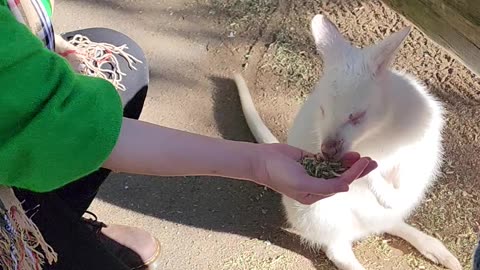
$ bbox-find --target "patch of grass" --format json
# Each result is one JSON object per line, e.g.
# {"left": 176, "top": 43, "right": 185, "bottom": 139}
{"left": 211, "top": 0, "right": 274, "bottom": 16}
{"left": 210, "top": 0, "right": 277, "bottom": 33}
{"left": 262, "top": 28, "right": 319, "bottom": 94}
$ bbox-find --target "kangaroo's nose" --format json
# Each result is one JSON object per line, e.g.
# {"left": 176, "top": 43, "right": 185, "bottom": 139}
{"left": 321, "top": 139, "right": 344, "bottom": 160}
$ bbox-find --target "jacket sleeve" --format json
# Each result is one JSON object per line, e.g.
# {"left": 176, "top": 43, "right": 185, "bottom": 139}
{"left": 0, "top": 7, "right": 124, "bottom": 192}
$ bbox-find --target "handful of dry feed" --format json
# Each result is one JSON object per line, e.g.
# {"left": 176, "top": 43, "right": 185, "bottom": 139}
{"left": 300, "top": 154, "right": 347, "bottom": 179}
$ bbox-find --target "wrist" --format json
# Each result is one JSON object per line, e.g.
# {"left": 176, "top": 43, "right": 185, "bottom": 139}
{"left": 216, "top": 140, "right": 267, "bottom": 184}
{"left": 243, "top": 143, "right": 270, "bottom": 186}
{"left": 224, "top": 140, "right": 263, "bottom": 183}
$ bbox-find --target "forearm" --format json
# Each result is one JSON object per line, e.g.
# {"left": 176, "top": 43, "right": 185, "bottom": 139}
{"left": 103, "top": 117, "right": 258, "bottom": 181}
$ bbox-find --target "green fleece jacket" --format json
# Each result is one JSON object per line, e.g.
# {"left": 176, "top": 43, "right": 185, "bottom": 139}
{"left": 0, "top": 4, "right": 123, "bottom": 192}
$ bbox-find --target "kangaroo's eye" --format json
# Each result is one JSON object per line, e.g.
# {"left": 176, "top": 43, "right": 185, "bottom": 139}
{"left": 348, "top": 111, "right": 366, "bottom": 125}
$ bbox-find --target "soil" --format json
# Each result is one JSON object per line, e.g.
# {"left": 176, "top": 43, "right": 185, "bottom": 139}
{"left": 54, "top": 0, "right": 480, "bottom": 269}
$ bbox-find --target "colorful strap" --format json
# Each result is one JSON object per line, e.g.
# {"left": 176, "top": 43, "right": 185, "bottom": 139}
{"left": 7, "top": 0, "right": 55, "bottom": 50}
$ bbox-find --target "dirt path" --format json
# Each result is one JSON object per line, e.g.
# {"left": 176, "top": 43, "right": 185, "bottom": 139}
{"left": 55, "top": 0, "right": 479, "bottom": 269}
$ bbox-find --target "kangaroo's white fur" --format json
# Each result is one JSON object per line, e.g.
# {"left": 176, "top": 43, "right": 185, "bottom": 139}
{"left": 234, "top": 15, "right": 462, "bottom": 270}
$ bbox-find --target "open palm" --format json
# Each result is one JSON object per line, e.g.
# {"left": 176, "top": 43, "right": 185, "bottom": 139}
{"left": 253, "top": 143, "right": 377, "bottom": 205}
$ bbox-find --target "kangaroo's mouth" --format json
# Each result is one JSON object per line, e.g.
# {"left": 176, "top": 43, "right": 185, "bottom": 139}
{"left": 321, "top": 138, "right": 344, "bottom": 161}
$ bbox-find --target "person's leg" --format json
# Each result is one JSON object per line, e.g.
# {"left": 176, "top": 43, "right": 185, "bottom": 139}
{"left": 13, "top": 28, "right": 156, "bottom": 270}
{"left": 12, "top": 189, "right": 131, "bottom": 270}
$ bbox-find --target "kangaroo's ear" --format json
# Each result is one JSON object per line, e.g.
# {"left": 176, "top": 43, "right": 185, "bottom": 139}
{"left": 366, "top": 26, "right": 411, "bottom": 76}
{"left": 311, "top": 14, "right": 351, "bottom": 63}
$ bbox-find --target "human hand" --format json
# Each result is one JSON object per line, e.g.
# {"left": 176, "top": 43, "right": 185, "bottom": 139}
{"left": 251, "top": 143, "right": 377, "bottom": 205}
{"left": 54, "top": 34, "right": 85, "bottom": 73}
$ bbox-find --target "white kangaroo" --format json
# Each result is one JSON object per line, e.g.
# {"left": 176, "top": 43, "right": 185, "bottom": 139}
{"left": 234, "top": 14, "right": 462, "bottom": 270}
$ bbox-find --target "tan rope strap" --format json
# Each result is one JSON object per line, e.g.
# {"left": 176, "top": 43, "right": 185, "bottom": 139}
{"left": 67, "top": 34, "right": 143, "bottom": 91}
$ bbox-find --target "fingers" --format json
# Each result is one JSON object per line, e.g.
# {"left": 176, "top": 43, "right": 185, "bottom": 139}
{"left": 341, "top": 152, "right": 361, "bottom": 167}
{"left": 279, "top": 148, "right": 377, "bottom": 205}
{"left": 358, "top": 160, "right": 378, "bottom": 178}
{"left": 337, "top": 157, "right": 371, "bottom": 184}
{"left": 341, "top": 153, "right": 377, "bottom": 178}
{"left": 293, "top": 157, "right": 376, "bottom": 201}
{"left": 294, "top": 157, "right": 374, "bottom": 195}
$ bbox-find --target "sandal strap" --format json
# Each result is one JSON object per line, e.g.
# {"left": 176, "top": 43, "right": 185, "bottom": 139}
{"left": 81, "top": 210, "right": 107, "bottom": 234}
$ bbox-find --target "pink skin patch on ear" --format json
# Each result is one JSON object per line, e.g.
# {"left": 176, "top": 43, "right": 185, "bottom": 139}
{"left": 348, "top": 111, "right": 366, "bottom": 125}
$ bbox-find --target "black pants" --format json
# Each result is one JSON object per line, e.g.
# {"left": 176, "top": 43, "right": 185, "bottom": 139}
{"left": 12, "top": 28, "right": 149, "bottom": 270}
